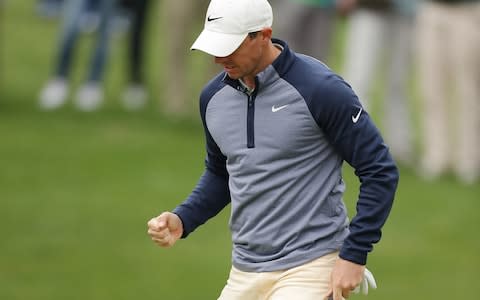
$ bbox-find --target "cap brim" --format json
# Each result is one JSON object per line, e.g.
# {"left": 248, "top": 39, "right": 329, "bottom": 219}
{"left": 191, "top": 29, "right": 248, "bottom": 57}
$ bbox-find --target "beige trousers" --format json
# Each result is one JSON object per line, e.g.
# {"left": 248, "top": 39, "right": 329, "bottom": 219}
{"left": 416, "top": 1, "right": 480, "bottom": 183}
{"left": 217, "top": 252, "right": 341, "bottom": 300}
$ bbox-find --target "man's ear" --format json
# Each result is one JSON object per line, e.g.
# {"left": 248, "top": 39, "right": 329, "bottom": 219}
{"left": 261, "top": 28, "right": 273, "bottom": 41}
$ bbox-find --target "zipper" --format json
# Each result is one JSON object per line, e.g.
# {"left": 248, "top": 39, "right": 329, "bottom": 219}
{"left": 247, "top": 93, "right": 255, "bottom": 148}
{"left": 246, "top": 79, "right": 259, "bottom": 149}
{"left": 226, "top": 76, "right": 258, "bottom": 149}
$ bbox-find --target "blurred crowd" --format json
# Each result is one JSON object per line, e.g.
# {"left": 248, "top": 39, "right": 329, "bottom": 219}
{"left": 33, "top": 0, "right": 479, "bottom": 184}
{"left": 37, "top": 0, "right": 151, "bottom": 111}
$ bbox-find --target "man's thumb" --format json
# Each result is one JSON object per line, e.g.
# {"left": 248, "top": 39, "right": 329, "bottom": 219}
{"left": 156, "top": 213, "right": 170, "bottom": 228}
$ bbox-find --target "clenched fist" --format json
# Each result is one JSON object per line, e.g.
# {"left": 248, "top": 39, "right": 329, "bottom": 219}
{"left": 147, "top": 212, "right": 184, "bottom": 248}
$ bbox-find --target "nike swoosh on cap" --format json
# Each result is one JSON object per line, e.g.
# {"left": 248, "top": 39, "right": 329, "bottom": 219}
{"left": 207, "top": 16, "right": 223, "bottom": 22}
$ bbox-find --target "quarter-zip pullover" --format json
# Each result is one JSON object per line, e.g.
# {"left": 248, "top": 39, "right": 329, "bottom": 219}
{"left": 173, "top": 39, "right": 399, "bottom": 272}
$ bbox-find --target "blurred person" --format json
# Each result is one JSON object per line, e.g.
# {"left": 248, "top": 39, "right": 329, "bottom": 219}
{"left": 273, "top": 0, "right": 338, "bottom": 62}
{"left": 119, "top": 0, "right": 151, "bottom": 111}
{"left": 338, "top": 0, "right": 392, "bottom": 107}
{"left": 77, "top": 0, "right": 102, "bottom": 34}
{"left": 36, "top": 0, "right": 64, "bottom": 18}
{"left": 384, "top": 0, "right": 418, "bottom": 166}
{"left": 340, "top": 0, "right": 417, "bottom": 165}
{"left": 38, "top": 0, "right": 117, "bottom": 111}
{"left": 162, "top": 0, "right": 216, "bottom": 115}
{"left": 416, "top": 0, "right": 480, "bottom": 184}
{"left": 147, "top": 0, "right": 399, "bottom": 299}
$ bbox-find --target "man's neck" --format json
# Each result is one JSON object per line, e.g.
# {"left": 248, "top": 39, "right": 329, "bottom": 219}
{"left": 240, "top": 43, "right": 282, "bottom": 90}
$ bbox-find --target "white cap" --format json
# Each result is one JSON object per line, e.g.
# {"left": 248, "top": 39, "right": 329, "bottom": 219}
{"left": 191, "top": 0, "right": 273, "bottom": 57}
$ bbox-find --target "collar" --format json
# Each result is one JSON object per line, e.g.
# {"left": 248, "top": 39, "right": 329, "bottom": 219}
{"left": 239, "top": 78, "right": 255, "bottom": 95}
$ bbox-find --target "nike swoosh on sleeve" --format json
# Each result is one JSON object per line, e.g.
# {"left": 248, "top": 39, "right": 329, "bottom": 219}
{"left": 352, "top": 108, "right": 363, "bottom": 123}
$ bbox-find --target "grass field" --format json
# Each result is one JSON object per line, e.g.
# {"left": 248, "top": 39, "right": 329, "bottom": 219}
{"left": 1, "top": 1, "right": 479, "bottom": 299}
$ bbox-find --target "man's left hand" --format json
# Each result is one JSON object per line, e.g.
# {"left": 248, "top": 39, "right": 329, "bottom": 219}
{"left": 324, "top": 257, "right": 365, "bottom": 300}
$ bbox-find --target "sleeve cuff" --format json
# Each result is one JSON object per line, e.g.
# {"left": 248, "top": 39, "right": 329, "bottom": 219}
{"left": 171, "top": 209, "right": 190, "bottom": 239}
{"left": 339, "top": 247, "right": 368, "bottom": 265}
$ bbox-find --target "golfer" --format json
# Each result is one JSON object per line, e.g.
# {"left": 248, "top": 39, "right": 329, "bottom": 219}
{"left": 147, "top": 0, "right": 399, "bottom": 299}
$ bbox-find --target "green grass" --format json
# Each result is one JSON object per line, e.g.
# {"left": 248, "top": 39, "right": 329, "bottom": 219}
{"left": 0, "top": 108, "right": 230, "bottom": 300}
{"left": 1, "top": 1, "right": 479, "bottom": 299}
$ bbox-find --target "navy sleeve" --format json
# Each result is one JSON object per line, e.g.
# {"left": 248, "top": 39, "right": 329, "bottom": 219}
{"left": 172, "top": 76, "right": 231, "bottom": 238}
{"left": 308, "top": 75, "right": 399, "bottom": 265}
{"left": 172, "top": 168, "right": 230, "bottom": 238}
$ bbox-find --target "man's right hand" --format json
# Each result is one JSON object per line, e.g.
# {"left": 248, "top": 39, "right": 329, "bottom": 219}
{"left": 147, "top": 212, "right": 183, "bottom": 248}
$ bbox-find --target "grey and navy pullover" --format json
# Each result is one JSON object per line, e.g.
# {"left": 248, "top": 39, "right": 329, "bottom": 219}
{"left": 173, "top": 39, "right": 399, "bottom": 272}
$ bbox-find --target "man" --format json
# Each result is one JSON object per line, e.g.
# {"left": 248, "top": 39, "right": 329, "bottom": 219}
{"left": 340, "top": 0, "right": 417, "bottom": 166}
{"left": 161, "top": 0, "right": 213, "bottom": 115}
{"left": 416, "top": 0, "right": 480, "bottom": 184}
{"left": 38, "top": 0, "right": 117, "bottom": 111}
{"left": 147, "top": 0, "right": 399, "bottom": 299}
{"left": 273, "top": 0, "right": 338, "bottom": 62}
{"left": 119, "top": 0, "right": 151, "bottom": 110}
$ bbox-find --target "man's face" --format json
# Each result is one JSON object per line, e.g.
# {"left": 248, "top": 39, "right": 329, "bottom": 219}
{"left": 214, "top": 31, "right": 267, "bottom": 80}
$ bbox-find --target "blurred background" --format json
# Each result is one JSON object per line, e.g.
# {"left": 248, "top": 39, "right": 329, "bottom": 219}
{"left": 0, "top": 0, "right": 479, "bottom": 299}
